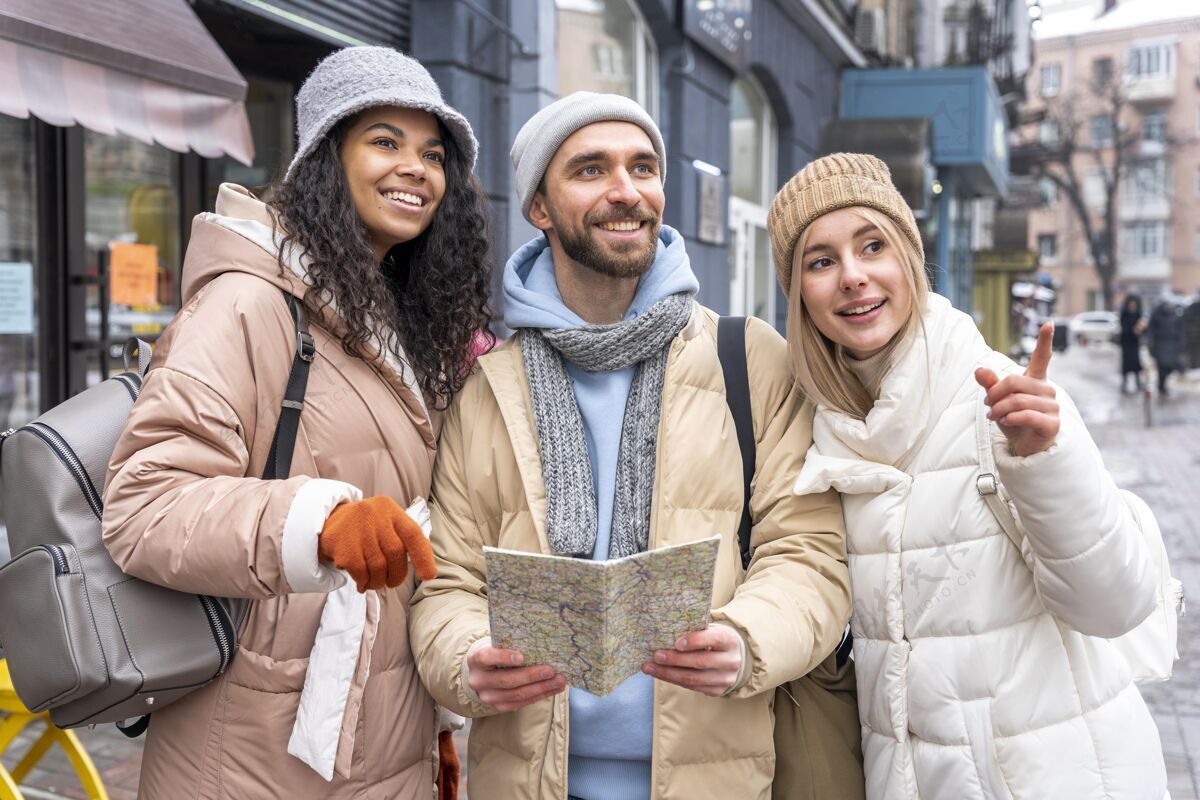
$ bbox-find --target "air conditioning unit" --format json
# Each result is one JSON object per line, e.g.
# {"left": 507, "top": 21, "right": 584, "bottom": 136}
{"left": 855, "top": 8, "right": 888, "bottom": 57}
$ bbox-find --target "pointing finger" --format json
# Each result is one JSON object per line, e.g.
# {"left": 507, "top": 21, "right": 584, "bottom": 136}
{"left": 1024, "top": 322, "right": 1054, "bottom": 381}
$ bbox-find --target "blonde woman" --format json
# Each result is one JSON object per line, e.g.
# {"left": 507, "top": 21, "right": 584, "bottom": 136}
{"left": 767, "top": 153, "right": 1168, "bottom": 799}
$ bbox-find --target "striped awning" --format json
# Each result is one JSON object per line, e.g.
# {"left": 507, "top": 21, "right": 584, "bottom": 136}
{"left": 0, "top": 0, "right": 254, "bottom": 165}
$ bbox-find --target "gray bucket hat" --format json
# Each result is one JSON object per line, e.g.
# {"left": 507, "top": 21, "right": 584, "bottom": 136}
{"left": 285, "top": 46, "right": 478, "bottom": 180}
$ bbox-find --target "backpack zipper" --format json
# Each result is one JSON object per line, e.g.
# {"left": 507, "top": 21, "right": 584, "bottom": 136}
{"left": 24, "top": 422, "right": 103, "bottom": 521}
{"left": 113, "top": 373, "right": 141, "bottom": 403}
{"left": 198, "top": 595, "right": 234, "bottom": 677}
{"left": 44, "top": 544, "right": 70, "bottom": 575}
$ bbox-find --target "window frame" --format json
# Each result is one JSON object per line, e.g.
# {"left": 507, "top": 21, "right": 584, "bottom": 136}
{"left": 555, "top": 0, "right": 659, "bottom": 119}
{"left": 1037, "top": 233, "right": 1058, "bottom": 261}
{"left": 1040, "top": 63, "right": 1061, "bottom": 97}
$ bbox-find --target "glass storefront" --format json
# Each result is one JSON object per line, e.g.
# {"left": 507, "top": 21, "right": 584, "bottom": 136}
{"left": 0, "top": 115, "right": 39, "bottom": 558}
{"left": 0, "top": 116, "right": 39, "bottom": 432}
{"left": 84, "top": 131, "right": 181, "bottom": 385}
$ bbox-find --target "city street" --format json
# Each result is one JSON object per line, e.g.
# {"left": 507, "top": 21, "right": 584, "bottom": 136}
{"left": 1, "top": 342, "right": 1197, "bottom": 798}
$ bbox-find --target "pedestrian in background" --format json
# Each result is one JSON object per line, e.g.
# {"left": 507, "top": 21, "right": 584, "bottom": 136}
{"left": 1119, "top": 294, "right": 1145, "bottom": 394}
{"left": 769, "top": 153, "right": 1167, "bottom": 799}
{"left": 102, "top": 47, "right": 492, "bottom": 799}
{"left": 1148, "top": 296, "right": 1184, "bottom": 398}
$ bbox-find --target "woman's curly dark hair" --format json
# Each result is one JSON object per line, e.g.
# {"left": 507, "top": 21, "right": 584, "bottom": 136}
{"left": 271, "top": 114, "right": 494, "bottom": 409}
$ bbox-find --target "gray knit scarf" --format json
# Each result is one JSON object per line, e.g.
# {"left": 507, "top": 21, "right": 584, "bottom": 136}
{"left": 521, "top": 293, "right": 694, "bottom": 559}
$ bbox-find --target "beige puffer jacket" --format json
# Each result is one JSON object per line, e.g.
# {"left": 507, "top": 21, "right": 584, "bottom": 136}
{"left": 410, "top": 309, "right": 852, "bottom": 799}
{"left": 102, "top": 184, "right": 438, "bottom": 799}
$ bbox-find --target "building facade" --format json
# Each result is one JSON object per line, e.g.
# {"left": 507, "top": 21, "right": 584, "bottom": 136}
{"left": 1025, "top": 2, "right": 1200, "bottom": 314}
{"left": 0, "top": 0, "right": 867, "bottom": 437}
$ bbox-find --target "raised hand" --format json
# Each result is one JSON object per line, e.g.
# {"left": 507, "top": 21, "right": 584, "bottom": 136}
{"left": 974, "top": 321, "right": 1061, "bottom": 457}
{"left": 642, "top": 624, "right": 744, "bottom": 697}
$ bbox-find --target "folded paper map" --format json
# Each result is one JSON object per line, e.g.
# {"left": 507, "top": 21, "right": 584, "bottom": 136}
{"left": 484, "top": 535, "right": 720, "bottom": 696}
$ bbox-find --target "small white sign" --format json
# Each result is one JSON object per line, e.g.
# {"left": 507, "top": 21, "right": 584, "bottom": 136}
{"left": 0, "top": 262, "right": 34, "bottom": 335}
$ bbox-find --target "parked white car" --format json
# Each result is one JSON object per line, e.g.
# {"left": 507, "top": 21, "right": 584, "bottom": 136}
{"left": 1068, "top": 310, "right": 1120, "bottom": 345}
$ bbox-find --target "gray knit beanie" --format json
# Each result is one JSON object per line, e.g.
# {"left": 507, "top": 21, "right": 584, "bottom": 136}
{"left": 510, "top": 91, "right": 666, "bottom": 221}
{"left": 286, "top": 46, "right": 478, "bottom": 179}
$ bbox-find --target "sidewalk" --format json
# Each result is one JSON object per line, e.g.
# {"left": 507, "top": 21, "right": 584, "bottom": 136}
{"left": 2, "top": 342, "right": 1197, "bottom": 798}
{"left": 1048, "top": 343, "right": 1200, "bottom": 800}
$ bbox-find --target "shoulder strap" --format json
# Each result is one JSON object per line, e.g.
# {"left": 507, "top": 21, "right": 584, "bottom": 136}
{"left": 718, "top": 316, "right": 755, "bottom": 571}
{"left": 263, "top": 293, "right": 316, "bottom": 481}
{"left": 975, "top": 389, "right": 1023, "bottom": 552}
{"left": 720, "top": 316, "right": 854, "bottom": 670}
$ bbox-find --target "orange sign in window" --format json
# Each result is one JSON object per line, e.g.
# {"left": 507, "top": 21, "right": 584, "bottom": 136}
{"left": 109, "top": 242, "right": 159, "bottom": 308}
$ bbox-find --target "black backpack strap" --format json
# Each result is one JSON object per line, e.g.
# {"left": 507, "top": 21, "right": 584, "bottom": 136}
{"left": 718, "top": 315, "right": 854, "bottom": 669}
{"left": 718, "top": 316, "right": 755, "bottom": 571}
{"left": 263, "top": 293, "right": 316, "bottom": 481}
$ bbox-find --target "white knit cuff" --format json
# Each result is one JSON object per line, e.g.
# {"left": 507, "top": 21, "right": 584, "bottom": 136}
{"left": 281, "top": 478, "right": 361, "bottom": 593}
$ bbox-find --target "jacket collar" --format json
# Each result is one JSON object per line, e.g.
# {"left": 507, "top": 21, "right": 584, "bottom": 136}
{"left": 813, "top": 294, "right": 992, "bottom": 468}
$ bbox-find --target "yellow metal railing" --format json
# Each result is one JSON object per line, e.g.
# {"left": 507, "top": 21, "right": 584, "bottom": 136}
{"left": 0, "top": 660, "right": 109, "bottom": 800}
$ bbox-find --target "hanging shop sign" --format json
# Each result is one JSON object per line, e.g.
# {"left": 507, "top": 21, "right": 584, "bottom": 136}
{"left": 684, "top": 0, "right": 753, "bottom": 70}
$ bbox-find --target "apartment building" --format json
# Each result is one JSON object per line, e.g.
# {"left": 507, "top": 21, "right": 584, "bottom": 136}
{"left": 1026, "top": 1, "right": 1200, "bottom": 314}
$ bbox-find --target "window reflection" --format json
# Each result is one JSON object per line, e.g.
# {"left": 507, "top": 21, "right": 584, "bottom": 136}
{"left": 0, "top": 115, "right": 39, "bottom": 558}
{"left": 84, "top": 131, "right": 180, "bottom": 384}
{"left": 557, "top": 0, "right": 658, "bottom": 114}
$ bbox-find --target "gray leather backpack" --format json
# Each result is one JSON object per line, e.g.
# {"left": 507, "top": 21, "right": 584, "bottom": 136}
{"left": 0, "top": 292, "right": 314, "bottom": 734}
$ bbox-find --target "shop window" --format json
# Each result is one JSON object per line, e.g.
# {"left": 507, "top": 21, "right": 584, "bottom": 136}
{"left": 84, "top": 131, "right": 181, "bottom": 386}
{"left": 1040, "top": 63, "right": 1061, "bottom": 97}
{"left": 728, "top": 77, "right": 778, "bottom": 324}
{"left": 0, "top": 116, "right": 40, "bottom": 431}
{"left": 556, "top": 0, "right": 658, "bottom": 115}
{"left": 0, "top": 116, "right": 39, "bottom": 555}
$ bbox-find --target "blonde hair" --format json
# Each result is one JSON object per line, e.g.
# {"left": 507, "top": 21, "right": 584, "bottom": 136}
{"left": 785, "top": 206, "right": 930, "bottom": 419}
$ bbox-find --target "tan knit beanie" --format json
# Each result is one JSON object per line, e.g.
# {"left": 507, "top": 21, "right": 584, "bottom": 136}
{"left": 767, "top": 153, "right": 924, "bottom": 292}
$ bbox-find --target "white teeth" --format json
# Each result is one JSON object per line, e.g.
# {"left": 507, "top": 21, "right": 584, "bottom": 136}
{"left": 600, "top": 221, "right": 641, "bottom": 231}
{"left": 385, "top": 191, "right": 425, "bottom": 207}
{"left": 841, "top": 302, "right": 883, "bottom": 315}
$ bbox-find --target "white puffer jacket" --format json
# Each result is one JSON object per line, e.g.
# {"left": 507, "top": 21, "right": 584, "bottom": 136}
{"left": 794, "top": 294, "right": 1167, "bottom": 799}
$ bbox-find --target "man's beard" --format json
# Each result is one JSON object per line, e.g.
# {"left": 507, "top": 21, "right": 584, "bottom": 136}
{"left": 551, "top": 207, "right": 661, "bottom": 280}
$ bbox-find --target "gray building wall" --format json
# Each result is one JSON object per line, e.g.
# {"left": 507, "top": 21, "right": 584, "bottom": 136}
{"left": 413, "top": 0, "right": 845, "bottom": 325}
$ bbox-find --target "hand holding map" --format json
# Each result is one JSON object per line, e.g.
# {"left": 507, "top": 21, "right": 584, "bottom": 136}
{"left": 484, "top": 535, "right": 721, "bottom": 697}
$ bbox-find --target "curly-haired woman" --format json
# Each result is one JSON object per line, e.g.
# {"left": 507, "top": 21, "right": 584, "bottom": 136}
{"left": 102, "top": 47, "right": 492, "bottom": 799}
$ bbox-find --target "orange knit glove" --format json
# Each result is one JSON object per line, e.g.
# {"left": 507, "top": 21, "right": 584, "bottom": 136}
{"left": 317, "top": 496, "right": 436, "bottom": 592}
{"left": 437, "top": 729, "right": 460, "bottom": 800}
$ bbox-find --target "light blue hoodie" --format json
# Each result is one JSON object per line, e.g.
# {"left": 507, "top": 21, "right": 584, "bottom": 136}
{"left": 502, "top": 225, "right": 699, "bottom": 800}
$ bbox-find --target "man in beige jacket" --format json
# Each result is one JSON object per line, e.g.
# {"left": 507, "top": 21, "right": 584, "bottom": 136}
{"left": 409, "top": 93, "right": 851, "bottom": 799}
